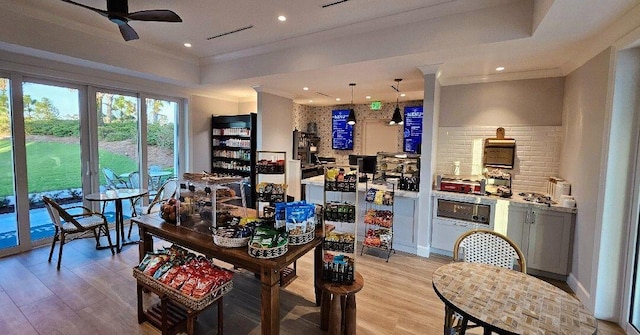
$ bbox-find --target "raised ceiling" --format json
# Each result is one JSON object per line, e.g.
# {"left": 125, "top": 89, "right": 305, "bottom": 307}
{"left": 1, "top": 0, "right": 639, "bottom": 105}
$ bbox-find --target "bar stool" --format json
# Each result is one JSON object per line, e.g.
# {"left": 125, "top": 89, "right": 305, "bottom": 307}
{"left": 317, "top": 272, "right": 364, "bottom": 335}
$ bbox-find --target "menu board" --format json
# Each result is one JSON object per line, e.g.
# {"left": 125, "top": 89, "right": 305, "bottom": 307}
{"left": 403, "top": 106, "right": 423, "bottom": 154}
{"left": 332, "top": 109, "right": 354, "bottom": 150}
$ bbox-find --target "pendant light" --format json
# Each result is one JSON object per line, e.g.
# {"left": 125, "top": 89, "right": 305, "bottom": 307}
{"left": 389, "top": 78, "right": 403, "bottom": 125}
{"left": 347, "top": 83, "right": 356, "bottom": 125}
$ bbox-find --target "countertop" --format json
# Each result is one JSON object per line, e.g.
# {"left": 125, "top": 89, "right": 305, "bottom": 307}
{"left": 301, "top": 175, "right": 419, "bottom": 199}
{"left": 431, "top": 190, "right": 577, "bottom": 213}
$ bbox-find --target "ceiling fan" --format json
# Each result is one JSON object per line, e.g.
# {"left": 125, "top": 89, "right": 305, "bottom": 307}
{"left": 60, "top": 0, "right": 182, "bottom": 41}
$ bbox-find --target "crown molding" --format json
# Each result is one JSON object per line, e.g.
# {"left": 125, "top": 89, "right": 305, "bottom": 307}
{"left": 440, "top": 67, "right": 564, "bottom": 86}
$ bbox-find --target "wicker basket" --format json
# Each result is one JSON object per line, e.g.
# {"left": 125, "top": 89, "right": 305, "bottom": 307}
{"left": 132, "top": 268, "right": 233, "bottom": 311}
{"left": 288, "top": 230, "right": 314, "bottom": 245}
{"left": 213, "top": 234, "right": 250, "bottom": 248}
{"left": 248, "top": 243, "right": 288, "bottom": 259}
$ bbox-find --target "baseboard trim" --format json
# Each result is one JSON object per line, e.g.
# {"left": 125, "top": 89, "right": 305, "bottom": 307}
{"left": 567, "top": 272, "right": 591, "bottom": 305}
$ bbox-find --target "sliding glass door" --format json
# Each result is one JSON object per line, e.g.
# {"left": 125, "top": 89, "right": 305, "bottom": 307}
{"left": 145, "top": 97, "right": 178, "bottom": 195}
{"left": 0, "top": 76, "right": 18, "bottom": 250}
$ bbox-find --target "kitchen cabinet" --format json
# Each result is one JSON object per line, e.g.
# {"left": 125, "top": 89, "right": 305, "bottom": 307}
{"left": 507, "top": 205, "right": 574, "bottom": 276}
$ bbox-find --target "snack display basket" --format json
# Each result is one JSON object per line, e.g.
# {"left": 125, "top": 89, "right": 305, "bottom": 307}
{"left": 132, "top": 268, "right": 233, "bottom": 311}
{"left": 288, "top": 230, "right": 315, "bottom": 245}
{"left": 248, "top": 243, "right": 288, "bottom": 259}
{"left": 213, "top": 234, "right": 251, "bottom": 248}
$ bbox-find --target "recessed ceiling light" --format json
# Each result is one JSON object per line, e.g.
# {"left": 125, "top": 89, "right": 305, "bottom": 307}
{"left": 336, "top": 98, "right": 341, "bottom": 101}
{"left": 496, "top": 66, "right": 505, "bottom": 71}
{"left": 183, "top": 43, "right": 192, "bottom": 48}
{"left": 400, "top": 93, "right": 406, "bottom": 97}
{"left": 309, "top": 100, "right": 313, "bottom": 103}
{"left": 278, "top": 15, "right": 287, "bottom": 22}
{"left": 365, "top": 96, "right": 371, "bottom": 99}
{"left": 303, "top": 87, "right": 309, "bottom": 91}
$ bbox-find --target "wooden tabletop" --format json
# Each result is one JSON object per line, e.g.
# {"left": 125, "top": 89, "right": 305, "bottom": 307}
{"left": 85, "top": 188, "right": 148, "bottom": 201}
{"left": 432, "top": 262, "right": 598, "bottom": 335}
{"left": 318, "top": 272, "right": 364, "bottom": 296}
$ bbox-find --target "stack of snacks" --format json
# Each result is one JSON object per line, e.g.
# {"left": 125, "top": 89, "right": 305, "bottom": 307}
{"left": 256, "top": 182, "right": 287, "bottom": 202}
{"left": 365, "top": 188, "right": 394, "bottom": 206}
{"left": 324, "top": 167, "right": 357, "bottom": 192}
{"left": 248, "top": 226, "right": 288, "bottom": 258}
{"left": 322, "top": 253, "right": 355, "bottom": 284}
{"left": 324, "top": 202, "right": 356, "bottom": 223}
{"left": 364, "top": 209, "right": 393, "bottom": 228}
{"left": 273, "top": 201, "right": 317, "bottom": 244}
{"left": 323, "top": 231, "right": 355, "bottom": 253}
{"left": 135, "top": 245, "right": 234, "bottom": 301}
{"left": 212, "top": 218, "right": 258, "bottom": 248}
{"left": 363, "top": 228, "right": 392, "bottom": 249}
{"left": 256, "top": 159, "right": 285, "bottom": 174}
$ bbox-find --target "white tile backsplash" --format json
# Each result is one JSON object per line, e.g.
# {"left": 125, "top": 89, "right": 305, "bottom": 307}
{"left": 436, "top": 126, "right": 563, "bottom": 194}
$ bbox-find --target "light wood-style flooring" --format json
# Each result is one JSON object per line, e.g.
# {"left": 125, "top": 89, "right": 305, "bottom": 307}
{"left": 0, "top": 225, "right": 626, "bottom": 335}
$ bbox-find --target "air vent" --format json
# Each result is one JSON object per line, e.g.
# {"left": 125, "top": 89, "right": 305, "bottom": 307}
{"left": 322, "top": 0, "right": 349, "bottom": 8}
{"left": 207, "top": 25, "right": 254, "bottom": 40}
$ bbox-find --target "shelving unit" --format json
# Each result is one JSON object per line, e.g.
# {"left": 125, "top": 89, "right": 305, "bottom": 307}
{"left": 361, "top": 180, "right": 395, "bottom": 262}
{"left": 375, "top": 152, "right": 420, "bottom": 191}
{"left": 211, "top": 114, "right": 257, "bottom": 206}
{"left": 322, "top": 164, "right": 358, "bottom": 284}
{"left": 293, "top": 130, "right": 320, "bottom": 164}
{"left": 255, "top": 151, "right": 287, "bottom": 218}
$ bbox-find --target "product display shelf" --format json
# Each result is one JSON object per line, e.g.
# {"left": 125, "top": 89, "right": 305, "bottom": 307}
{"left": 322, "top": 164, "right": 358, "bottom": 285}
{"left": 211, "top": 114, "right": 257, "bottom": 206}
{"left": 175, "top": 174, "right": 248, "bottom": 233}
{"left": 360, "top": 180, "right": 396, "bottom": 262}
{"left": 255, "top": 151, "right": 287, "bottom": 217}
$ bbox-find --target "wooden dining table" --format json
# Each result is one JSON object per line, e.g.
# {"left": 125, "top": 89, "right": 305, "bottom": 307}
{"left": 432, "top": 262, "right": 598, "bottom": 335}
{"left": 132, "top": 214, "right": 324, "bottom": 335}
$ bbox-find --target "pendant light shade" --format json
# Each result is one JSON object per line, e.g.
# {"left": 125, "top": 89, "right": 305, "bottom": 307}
{"left": 347, "top": 83, "right": 356, "bottom": 125}
{"left": 389, "top": 78, "right": 403, "bottom": 125}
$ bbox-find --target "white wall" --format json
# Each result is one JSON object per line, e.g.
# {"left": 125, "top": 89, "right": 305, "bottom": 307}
{"left": 436, "top": 126, "right": 563, "bottom": 194}
{"left": 256, "top": 92, "right": 293, "bottom": 158}
{"left": 439, "top": 77, "right": 565, "bottom": 126}
{"left": 188, "top": 95, "right": 240, "bottom": 173}
{"left": 560, "top": 48, "right": 614, "bottom": 314}
{"left": 595, "top": 46, "right": 640, "bottom": 319}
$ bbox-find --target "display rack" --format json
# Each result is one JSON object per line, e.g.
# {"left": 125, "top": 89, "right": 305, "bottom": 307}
{"left": 175, "top": 174, "right": 247, "bottom": 233}
{"left": 255, "top": 151, "right": 287, "bottom": 218}
{"left": 360, "top": 180, "right": 395, "bottom": 262}
{"left": 375, "top": 152, "right": 420, "bottom": 191}
{"left": 322, "top": 164, "right": 358, "bottom": 284}
{"left": 211, "top": 114, "right": 257, "bottom": 206}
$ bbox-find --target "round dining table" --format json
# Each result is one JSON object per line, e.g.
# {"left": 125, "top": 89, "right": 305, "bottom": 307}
{"left": 432, "top": 262, "right": 598, "bottom": 335}
{"left": 85, "top": 188, "right": 148, "bottom": 253}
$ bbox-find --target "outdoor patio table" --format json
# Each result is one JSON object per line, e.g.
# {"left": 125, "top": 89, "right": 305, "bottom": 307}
{"left": 432, "top": 262, "right": 598, "bottom": 334}
{"left": 85, "top": 188, "right": 148, "bottom": 253}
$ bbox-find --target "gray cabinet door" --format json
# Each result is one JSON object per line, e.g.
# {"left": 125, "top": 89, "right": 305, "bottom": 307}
{"left": 506, "top": 206, "right": 530, "bottom": 255}
{"left": 528, "top": 209, "right": 574, "bottom": 275}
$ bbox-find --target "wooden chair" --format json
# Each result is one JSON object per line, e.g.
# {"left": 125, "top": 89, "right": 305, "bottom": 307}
{"left": 42, "top": 196, "right": 115, "bottom": 270}
{"left": 127, "top": 178, "right": 178, "bottom": 238}
{"left": 448, "top": 229, "right": 526, "bottom": 334}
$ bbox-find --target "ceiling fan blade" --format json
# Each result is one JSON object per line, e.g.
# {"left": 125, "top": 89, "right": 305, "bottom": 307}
{"left": 127, "top": 10, "right": 182, "bottom": 22}
{"left": 117, "top": 22, "right": 139, "bottom": 41}
{"left": 60, "top": 0, "right": 108, "bottom": 17}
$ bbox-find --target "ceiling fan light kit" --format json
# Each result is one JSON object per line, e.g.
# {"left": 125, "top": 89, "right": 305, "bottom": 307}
{"left": 61, "top": 0, "right": 182, "bottom": 41}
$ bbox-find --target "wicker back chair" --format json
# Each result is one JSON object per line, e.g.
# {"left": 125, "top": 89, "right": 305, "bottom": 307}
{"left": 453, "top": 229, "right": 526, "bottom": 273}
{"left": 127, "top": 178, "right": 178, "bottom": 238}
{"left": 43, "top": 196, "right": 115, "bottom": 270}
{"left": 447, "top": 229, "right": 526, "bottom": 334}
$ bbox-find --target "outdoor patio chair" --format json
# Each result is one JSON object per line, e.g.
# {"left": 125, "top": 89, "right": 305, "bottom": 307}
{"left": 447, "top": 229, "right": 527, "bottom": 334}
{"left": 102, "top": 167, "right": 129, "bottom": 189}
{"left": 128, "top": 178, "right": 178, "bottom": 239}
{"left": 42, "top": 196, "right": 115, "bottom": 270}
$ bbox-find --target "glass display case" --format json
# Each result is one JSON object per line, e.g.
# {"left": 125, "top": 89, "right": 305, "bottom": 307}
{"left": 374, "top": 152, "right": 420, "bottom": 191}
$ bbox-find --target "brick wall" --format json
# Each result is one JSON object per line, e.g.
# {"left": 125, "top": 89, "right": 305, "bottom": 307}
{"left": 436, "top": 126, "right": 563, "bottom": 194}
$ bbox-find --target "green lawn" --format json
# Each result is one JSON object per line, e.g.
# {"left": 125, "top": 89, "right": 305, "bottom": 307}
{"left": 0, "top": 139, "right": 136, "bottom": 197}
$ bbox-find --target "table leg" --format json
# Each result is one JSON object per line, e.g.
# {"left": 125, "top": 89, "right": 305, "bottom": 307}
{"left": 320, "top": 289, "right": 330, "bottom": 331}
{"left": 314, "top": 244, "right": 322, "bottom": 306}
{"left": 115, "top": 199, "right": 123, "bottom": 253}
{"left": 261, "top": 267, "right": 280, "bottom": 335}
{"left": 344, "top": 294, "right": 356, "bottom": 335}
{"left": 328, "top": 293, "right": 342, "bottom": 335}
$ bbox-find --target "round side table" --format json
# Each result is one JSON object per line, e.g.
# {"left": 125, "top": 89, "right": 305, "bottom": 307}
{"left": 317, "top": 272, "right": 364, "bottom": 335}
